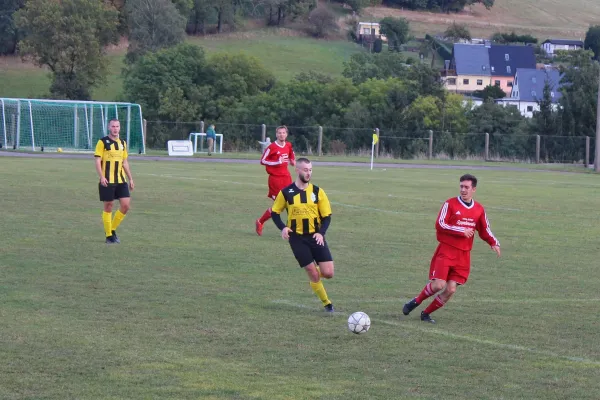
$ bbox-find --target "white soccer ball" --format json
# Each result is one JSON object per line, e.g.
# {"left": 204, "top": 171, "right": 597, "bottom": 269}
{"left": 347, "top": 311, "right": 371, "bottom": 334}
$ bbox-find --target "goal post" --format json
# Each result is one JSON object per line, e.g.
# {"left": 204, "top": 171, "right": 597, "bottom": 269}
{"left": 0, "top": 98, "right": 145, "bottom": 153}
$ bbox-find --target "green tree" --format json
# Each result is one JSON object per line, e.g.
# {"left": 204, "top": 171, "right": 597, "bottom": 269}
{"left": 15, "top": 0, "right": 119, "bottom": 99}
{"left": 266, "top": 0, "right": 316, "bottom": 26}
{"left": 0, "top": 0, "right": 25, "bottom": 55}
{"left": 187, "top": 0, "right": 213, "bottom": 34}
{"left": 308, "top": 6, "right": 337, "bottom": 38}
{"left": 444, "top": 22, "right": 471, "bottom": 41}
{"left": 379, "top": 17, "right": 410, "bottom": 51}
{"left": 473, "top": 85, "right": 506, "bottom": 101}
{"left": 557, "top": 52, "right": 600, "bottom": 137}
{"left": 126, "top": 0, "right": 186, "bottom": 63}
{"left": 584, "top": 25, "right": 600, "bottom": 61}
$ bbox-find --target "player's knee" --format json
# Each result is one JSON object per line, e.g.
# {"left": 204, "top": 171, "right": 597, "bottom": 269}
{"left": 321, "top": 270, "right": 334, "bottom": 279}
{"left": 121, "top": 203, "right": 130, "bottom": 213}
{"left": 430, "top": 279, "right": 446, "bottom": 292}
{"left": 103, "top": 202, "right": 113, "bottom": 212}
{"left": 445, "top": 285, "right": 457, "bottom": 295}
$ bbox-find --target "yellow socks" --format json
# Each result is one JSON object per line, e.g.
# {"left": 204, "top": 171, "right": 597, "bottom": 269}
{"left": 102, "top": 212, "right": 112, "bottom": 237}
{"left": 112, "top": 210, "right": 126, "bottom": 231}
{"left": 310, "top": 280, "right": 331, "bottom": 306}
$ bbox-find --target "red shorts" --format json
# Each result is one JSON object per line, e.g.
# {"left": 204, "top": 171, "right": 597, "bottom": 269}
{"left": 268, "top": 174, "right": 292, "bottom": 199}
{"left": 428, "top": 243, "right": 471, "bottom": 285}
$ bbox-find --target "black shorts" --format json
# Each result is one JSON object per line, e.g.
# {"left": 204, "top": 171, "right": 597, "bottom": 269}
{"left": 99, "top": 183, "right": 130, "bottom": 202}
{"left": 288, "top": 233, "right": 333, "bottom": 268}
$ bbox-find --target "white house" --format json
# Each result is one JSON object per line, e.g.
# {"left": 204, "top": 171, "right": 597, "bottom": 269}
{"left": 541, "top": 39, "right": 584, "bottom": 56}
{"left": 497, "top": 68, "right": 563, "bottom": 118}
{"left": 356, "top": 22, "right": 387, "bottom": 42}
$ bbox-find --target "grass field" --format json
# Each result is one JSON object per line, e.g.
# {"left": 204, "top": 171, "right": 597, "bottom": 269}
{"left": 0, "top": 31, "right": 366, "bottom": 102}
{"left": 364, "top": 0, "right": 600, "bottom": 39}
{"left": 1, "top": 156, "right": 600, "bottom": 399}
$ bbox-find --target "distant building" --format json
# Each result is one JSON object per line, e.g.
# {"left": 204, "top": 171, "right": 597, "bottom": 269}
{"left": 443, "top": 43, "right": 536, "bottom": 96}
{"left": 356, "top": 22, "right": 387, "bottom": 42}
{"left": 541, "top": 39, "right": 584, "bottom": 56}
{"left": 497, "top": 68, "right": 563, "bottom": 118}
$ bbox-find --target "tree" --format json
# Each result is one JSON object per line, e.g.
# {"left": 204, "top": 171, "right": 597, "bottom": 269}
{"left": 126, "top": 0, "right": 186, "bottom": 63}
{"left": 187, "top": 0, "right": 213, "bottom": 34}
{"left": 557, "top": 51, "right": 600, "bottom": 137}
{"left": 15, "top": 0, "right": 119, "bottom": 99}
{"left": 473, "top": 85, "right": 506, "bottom": 101}
{"left": 444, "top": 22, "right": 471, "bottom": 42}
{"left": 584, "top": 25, "right": 600, "bottom": 61}
{"left": 308, "top": 6, "right": 338, "bottom": 38}
{"left": 0, "top": 0, "right": 25, "bottom": 55}
{"left": 345, "top": 0, "right": 369, "bottom": 12}
{"left": 266, "top": 0, "right": 316, "bottom": 26}
{"left": 379, "top": 17, "right": 410, "bottom": 51}
{"left": 531, "top": 80, "right": 558, "bottom": 136}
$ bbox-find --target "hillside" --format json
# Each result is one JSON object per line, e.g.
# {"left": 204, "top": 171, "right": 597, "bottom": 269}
{"left": 363, "top": 0, "right": 600, "bottom": 39}
{"left": 0, "top": 30, "right": 366, "bottom": 102}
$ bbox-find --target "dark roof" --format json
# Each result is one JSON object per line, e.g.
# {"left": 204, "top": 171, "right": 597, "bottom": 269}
{"left": 513, "top": 68, "right": 563, "bottom": 103}
{"left": 542, "top": 39, "right": 584, "bottom": 46}
{"left": 452, "top": 44, "right": 491, "bottom": 76}
{"left": 488, "top": 45, "right": 536, "bottom": 77}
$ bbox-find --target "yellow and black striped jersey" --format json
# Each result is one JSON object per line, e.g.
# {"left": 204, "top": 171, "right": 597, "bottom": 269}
{"left": 272, "top": 183, "right": 332, "bottom": 235}
{"left": 94, "top": 136, "right": 128, "bottom": 184}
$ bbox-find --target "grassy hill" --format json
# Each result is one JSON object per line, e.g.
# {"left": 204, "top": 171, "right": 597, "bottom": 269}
{"left": 362, "top": 0, "right": 600, "bottom": 39}
{"left": 0, "top": 30, "right": 367, "bottom": 102}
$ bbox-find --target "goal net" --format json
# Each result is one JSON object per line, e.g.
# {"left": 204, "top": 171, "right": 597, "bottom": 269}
{"left": 0, "top": 98, "right": 145, "bottom": 153}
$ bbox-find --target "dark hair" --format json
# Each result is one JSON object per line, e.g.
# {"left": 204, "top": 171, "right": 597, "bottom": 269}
{"left": 296, "top": 157, "right": 311, "bottom": 164}
{"left": 460, "top": 174, "right": 477, "bottom": 187}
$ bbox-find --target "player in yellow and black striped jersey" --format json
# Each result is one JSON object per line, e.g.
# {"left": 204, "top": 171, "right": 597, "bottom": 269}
{"left": 94, "top": 119, "right": 135, "bottom": 245}
{"left": 271, "top": 158, "right": 336, "bottom": 313}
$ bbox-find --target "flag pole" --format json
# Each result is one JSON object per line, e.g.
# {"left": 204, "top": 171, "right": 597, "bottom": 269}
{"left": 371, "top": 129, "right": 378, "bottom": 170}
{"left": 370, "top": 141, "right": 375, "bottom": 170}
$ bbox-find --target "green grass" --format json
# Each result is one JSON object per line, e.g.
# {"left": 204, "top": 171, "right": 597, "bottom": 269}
{"left": 0, "top": 31, "right": 365, "bottom": 101}
{"left": 1, "top": 156, "right": 600, "bottom": 399}
{"left": 364, "top": 0, "right": 600, "bottom": 39}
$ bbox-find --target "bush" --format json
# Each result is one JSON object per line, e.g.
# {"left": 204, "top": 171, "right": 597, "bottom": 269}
{"left": 308, "top": 7, "right": 338, "bottom": 38}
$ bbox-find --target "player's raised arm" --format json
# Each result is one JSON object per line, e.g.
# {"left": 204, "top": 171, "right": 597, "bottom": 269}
{"left": 435, "top": 202, "right": 469, "bottom": 237}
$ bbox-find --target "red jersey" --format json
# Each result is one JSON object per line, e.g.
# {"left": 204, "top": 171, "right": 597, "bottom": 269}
{"left": 435, "top": 197, "right": 500, "bottom": 251}
{"left": 260, "top": 141, "right": 295, "bottom": 176}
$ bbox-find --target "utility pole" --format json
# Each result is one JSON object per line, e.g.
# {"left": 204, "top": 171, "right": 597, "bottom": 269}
{"left": 596, "top": 66, "right": 600, "bottom": 172}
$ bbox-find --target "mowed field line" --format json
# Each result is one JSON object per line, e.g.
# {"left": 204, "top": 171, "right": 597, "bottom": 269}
{"left": 139, "top": 172, "right": 593, "bottom": 217}
{"left": 272, "top": 299, "right": 600, "bottom": 367}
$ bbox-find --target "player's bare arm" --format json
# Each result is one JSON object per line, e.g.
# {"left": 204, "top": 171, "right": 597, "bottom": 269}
{"left": 95, "top": 157, "right": 108, "bottom": 187}
{"left": 123, "top": 159, "right": 135, "bottom": 190}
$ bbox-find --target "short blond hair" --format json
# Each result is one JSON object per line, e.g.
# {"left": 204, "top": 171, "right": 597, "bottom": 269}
{"left": 276, "top": 125, "right": 288, "bottom": 133}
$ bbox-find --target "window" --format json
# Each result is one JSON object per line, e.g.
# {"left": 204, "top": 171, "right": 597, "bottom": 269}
{"left": 447, "top": 78, "right": 456, "bottom": 85}
{"left": 505, "top": 54, "right": 510, "bottom": 61}
{"left": 506, "top": 66, "right": 511, "bottom": 74}
{"left": 551, "top": 91, "right": 555, "bottom": 97}
{"left": 491, "top": 66, "right": 495, "bottom": 72}
{"left": 531, "top": 90, "right": 536, "bottom": 97}
{"left": 477, "top": 79, "right": 483, "bottom": 85}
{"left": 527, "top": 106, "right": 533, "bottom": 112}
{"left": 495, "top": 80, "right": 501, "bottom": 86}
{"left": 463, "top": 79, "right": 470, "bottom": 85}
{"left": 507, "top": 81, "right": 513, "bottom": 87}
{"left": 362, "top": 28, "right": 370, "bottom": 34}
{"left": 532, "top": 77, "right": 537, "bottom": 84}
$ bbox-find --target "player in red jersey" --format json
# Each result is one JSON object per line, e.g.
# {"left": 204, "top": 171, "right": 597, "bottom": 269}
{"left": 255, "top": 125, "right": 296, "bottom": 236}
{"left": 402, "top": 174, "right": 501, "bottom": 324}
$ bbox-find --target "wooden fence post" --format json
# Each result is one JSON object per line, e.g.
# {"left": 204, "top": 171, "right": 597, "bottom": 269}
{"left": 317, "top": 126, "right": 323, "bottom": 156}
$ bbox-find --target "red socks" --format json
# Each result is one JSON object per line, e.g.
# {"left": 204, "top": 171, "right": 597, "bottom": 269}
{"left": 415, "top": 282, "right": 435, "bottom": 304}
{"left": 424, "top": 296, "right": 445, "bottom": 315}
{"left": 258, "top": 208, "right": 272, "bottom": 224}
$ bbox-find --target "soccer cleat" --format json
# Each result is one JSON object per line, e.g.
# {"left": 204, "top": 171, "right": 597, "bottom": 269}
{"left": 420, "top": 311, "right": 435, "bottom": 324}
{"left": 324, "top": 303, "right": 335, "bottom": 313}
{"left": 255, "top": 219, "right": 263, "bottom": 236}
{"left": 402, "top": 298, "right": 419, "bottom": 316}
{"left": 111, "top": 230, "right": 120, "bottom": 244}
{"left": 105, "top": 235, "right": 117, "bottom": 245}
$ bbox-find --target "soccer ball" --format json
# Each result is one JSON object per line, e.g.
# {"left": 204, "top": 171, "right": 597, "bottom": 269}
{"left": 57, "top": 148, "right": 63, "bottom": 153}
{"left": 347, "top": 311, "right": 371, "bottom": 334}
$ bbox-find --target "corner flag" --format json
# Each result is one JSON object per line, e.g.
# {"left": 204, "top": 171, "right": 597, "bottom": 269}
{"left": 372, "top": 133, "right": 378, "bottom": 145}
